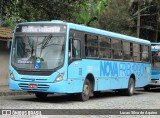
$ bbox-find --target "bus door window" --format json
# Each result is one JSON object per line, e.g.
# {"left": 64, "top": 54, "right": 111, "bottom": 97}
{"left": 72, "top": 39, "right": 81, "bottom": 58}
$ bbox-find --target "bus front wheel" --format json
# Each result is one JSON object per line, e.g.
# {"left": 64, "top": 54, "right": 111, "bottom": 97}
{"left": 125, "top": 77, "right": 135, "bottom": 96}
{"left": 35, "top": 92, "right": 48, "bottom": 100}
{"left": 78, "top": 79, "right": 91, "bottom": 101}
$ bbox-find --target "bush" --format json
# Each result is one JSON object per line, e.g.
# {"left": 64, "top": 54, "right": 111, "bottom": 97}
{"left": 2, "top": 16, "right": 26, "bottom": 28}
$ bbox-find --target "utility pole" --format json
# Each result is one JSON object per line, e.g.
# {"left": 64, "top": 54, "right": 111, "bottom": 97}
{"left": 137, "top": 0, "right": 141, "bottom": 38}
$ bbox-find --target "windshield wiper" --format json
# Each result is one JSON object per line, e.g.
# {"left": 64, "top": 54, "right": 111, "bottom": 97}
{"left": 40, "top": 34, "right": 52, "bottom": 57}
{"left": 39, "top": 34, "right": 52, "bottom": 48}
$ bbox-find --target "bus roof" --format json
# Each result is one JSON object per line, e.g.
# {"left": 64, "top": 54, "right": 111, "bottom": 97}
{"left": 68, "top": 23, "right": 150, "bottom": 45}
{"left": 17, "top": 20, "right": 150, "bottom": 45}
{"left": 151, "top": 42, "right": 160, "bottom": 44}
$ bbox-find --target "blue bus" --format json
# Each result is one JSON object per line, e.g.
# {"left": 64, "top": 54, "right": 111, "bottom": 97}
{"left": 9, "top": 20, "right": 151, "bottom": 101}
{"left": 144, "top": 43, "right": 160, "bottom": 90}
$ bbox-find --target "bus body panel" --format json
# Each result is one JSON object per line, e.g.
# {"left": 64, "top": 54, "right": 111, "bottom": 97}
{"left": 68, "top": 59, "right": 151, "bottom": 91}
{"left": 10, "top": 61, "right": 151, "bottom": 94}
{"left": 150, "top": 69, "right": 160, "bottom": 86}
{"left": 9, "top": 65, "right": 85, "bottom": 93}
{"left": 9, "top": 78, "right": 85, "bottom": 93}
{"left": 151, "top": 70, "right": 160, "bottom": 80}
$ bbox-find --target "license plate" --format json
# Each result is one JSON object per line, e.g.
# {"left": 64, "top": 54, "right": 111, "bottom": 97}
{"left": 28, "top": 84, "right": 37, "bottom": 88}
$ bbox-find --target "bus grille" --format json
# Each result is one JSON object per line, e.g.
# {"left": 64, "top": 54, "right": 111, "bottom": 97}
{"left": 20, "top": 78, "right": 47, "bottom": 82}
{"left": 18, "top": 83, "right": 49, "bottom": 91}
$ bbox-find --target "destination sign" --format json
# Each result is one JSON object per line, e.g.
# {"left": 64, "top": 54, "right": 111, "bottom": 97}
{"left": 16, "top": 25, "right": 66, "bottom": 33}
{"left": 151, "top": 45, "right": 160, "bottom": 50}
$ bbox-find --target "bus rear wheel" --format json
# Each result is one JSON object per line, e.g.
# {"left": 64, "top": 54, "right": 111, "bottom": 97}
{"left": 35, "top": 92, "right": 48, "bottom": 100}
{"left": 125, "top": 77, "right": 135, "bottom": 96}
{"left": 78, "top": 79, "right": 91, "bottom": 101}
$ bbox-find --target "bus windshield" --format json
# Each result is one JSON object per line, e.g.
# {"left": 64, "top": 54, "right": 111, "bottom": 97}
{"left": 152, "top": 51, "right": 160, "bottom": 69}
{"left": 11, "top": 35, "right": 65, "bottom": 70}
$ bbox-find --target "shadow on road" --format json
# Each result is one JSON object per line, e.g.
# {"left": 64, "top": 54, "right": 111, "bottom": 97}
{"left": 13, "top": 90, "right": 146, "bottom": 103}
{"left": 136, "top": 87, "right": 160, "bottom": 92}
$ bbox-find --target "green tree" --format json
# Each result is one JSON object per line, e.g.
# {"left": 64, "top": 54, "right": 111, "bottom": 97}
{"left": 1, "top": 0, "right": 85, "bottom": 27}
{"left": 72, "top": 0, "right": 108, "bottom": 26}
{"left": 130, "top": 0, "right": 160, "bottom": 41}
{"left": 98, "top": 0, "right": 136, "bottom": 36}
{"left": 2, "top": 0, "right": 31, "bottom": 27}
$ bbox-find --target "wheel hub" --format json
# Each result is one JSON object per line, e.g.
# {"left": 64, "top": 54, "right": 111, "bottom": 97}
{"left": 83, "top": 85, "right": 89, "bottom": 96}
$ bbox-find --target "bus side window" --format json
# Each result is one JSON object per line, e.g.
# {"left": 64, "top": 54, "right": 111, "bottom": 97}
{"left": 85, "top": 34, "right": 98, "bottom": 57}
{"left": 142, "top": 45, "right": 149, "bottom": 62}
{"left": 85, "top": 36, "right": 88, "bottom": 56}
{"left": 85, "top": 46, "right": 88, "bottom": 56}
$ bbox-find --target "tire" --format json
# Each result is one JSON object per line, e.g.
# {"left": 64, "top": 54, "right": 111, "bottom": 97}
{"left": 144, "top": 86, "right": 150, "bottom": 91}
{"left": 125, "top": 77, "right": 135, "bottom": 96}
{"left": 77, "top": 79, "right": 91, "bottom": 101}
{"left": 35, "top": 92, "right": 48, "bottom": 100}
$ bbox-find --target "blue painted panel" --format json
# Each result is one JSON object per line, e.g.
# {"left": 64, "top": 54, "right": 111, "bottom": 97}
{"left": 68, "top": 59, "right": 151, "bottom": 91}
{"left": 151, "top": 70, "right": 160, "bottom": 80}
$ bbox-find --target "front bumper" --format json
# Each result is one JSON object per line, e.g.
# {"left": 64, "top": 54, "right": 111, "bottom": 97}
{"left": 148, "top": 79, "right": 160, "bottom": 86}
{"left": 9, "top": 78, "right": 83, "bottom": 94}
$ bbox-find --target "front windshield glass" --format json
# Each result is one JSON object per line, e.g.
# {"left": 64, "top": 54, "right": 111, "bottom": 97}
{"left": 12, "top": 35, "right": 65, "bottom": 70}
{"left": 152, "top": 51, "right": 160, "bottom": 69}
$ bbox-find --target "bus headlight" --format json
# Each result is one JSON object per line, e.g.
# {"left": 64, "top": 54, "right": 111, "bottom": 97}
{"left": 9, "top": 71, "right": 15, "bottom": 80}
{"left": 54, "top": 72, "right": 64, "bottom": 82}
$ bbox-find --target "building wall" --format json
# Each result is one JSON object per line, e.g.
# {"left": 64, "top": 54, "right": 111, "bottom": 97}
{"left": 0, "top": 41, "right": 10, "bottom": 85}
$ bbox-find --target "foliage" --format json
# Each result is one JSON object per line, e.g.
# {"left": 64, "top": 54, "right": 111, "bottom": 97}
{"left": 2, "top": 16, "right": 26, "bottom": 28}
{"left": 72, "top": 0, "right": 108, "bottom": 26}
{"left": 98, "top": 0, "right": 136, "bottom": 36}
{"left": 1, "top": 0, "right": 85, "bottom": 27}
{"left": 2, "top": 0, "right": 35, "bottom": 27}
{"left": 1, "top": 0, "right": 159, "bottom": 41}
{"left": 129, "top": 0, "right": 160, "bottom": 40}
